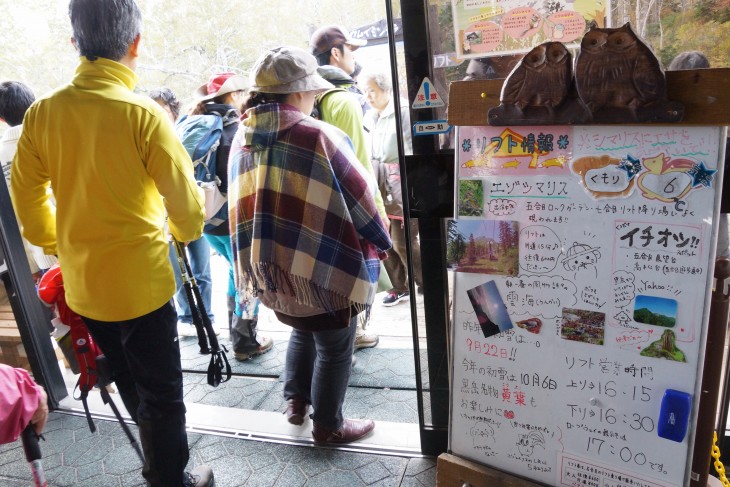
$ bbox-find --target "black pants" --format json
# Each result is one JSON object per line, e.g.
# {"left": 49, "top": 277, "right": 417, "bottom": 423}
{"left": 81, "top": 301, "right": 189, "bottom": 487}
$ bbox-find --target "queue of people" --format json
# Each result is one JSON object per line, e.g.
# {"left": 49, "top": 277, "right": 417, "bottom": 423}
{"left": 0, "top": 0, "right": 423, "bottom": 485}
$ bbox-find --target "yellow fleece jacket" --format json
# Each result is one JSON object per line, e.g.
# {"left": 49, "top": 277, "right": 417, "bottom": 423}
{"left": 11, "top": 57, "right": 204, "bottom": 321}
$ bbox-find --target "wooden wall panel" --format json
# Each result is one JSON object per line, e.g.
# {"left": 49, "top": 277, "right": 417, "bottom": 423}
{"left": 447, "top": 68, "right": 730, "bottom": 127}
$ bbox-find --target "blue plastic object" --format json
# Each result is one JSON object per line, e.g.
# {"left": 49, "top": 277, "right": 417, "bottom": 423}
{"left": 657, "top": 389, "right": 691, "bottom": 442}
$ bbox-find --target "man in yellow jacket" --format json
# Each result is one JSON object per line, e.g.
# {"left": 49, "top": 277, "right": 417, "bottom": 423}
{"left": 10, "top": 1, "right": 212, "bottom": 486}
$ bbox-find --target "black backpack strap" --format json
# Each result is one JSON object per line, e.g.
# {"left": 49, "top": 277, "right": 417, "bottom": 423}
{"left": 312, "top": 88, "right": 347, "bottom": 119}
{"left": 221, "top": 108, "right": 239, "bottom": 126}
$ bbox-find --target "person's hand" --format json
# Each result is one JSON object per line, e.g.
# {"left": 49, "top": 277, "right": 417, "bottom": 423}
{"left": 30, "top": 388, "right": 48, "bottom": 435}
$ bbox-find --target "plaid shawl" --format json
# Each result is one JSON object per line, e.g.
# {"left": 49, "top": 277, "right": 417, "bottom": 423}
{"left": 229, "top": 103, "right": 391, "bottom": 316}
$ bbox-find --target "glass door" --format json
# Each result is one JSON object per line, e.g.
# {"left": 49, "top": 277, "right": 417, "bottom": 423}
{"left": 385, "top": 0, "right": 460, "bottom": 455}
{"left": 2, "top": 0, "right": 458, "bottom": 457}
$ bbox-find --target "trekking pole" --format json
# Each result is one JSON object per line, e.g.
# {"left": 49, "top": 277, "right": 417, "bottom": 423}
{"left": 172, "top": 238, "right": 231, "bottom": 386}
{"left": 21, "top": 425, "right": 47, "bottom": 487}
{"left": 96, "top": 355, "right": 145, "bottom": 464}
{"left": 36, "top": 264, "right": 144, "bottom": 463}
{"left": 172, "top": 239, "right": 210, "bottom": 354}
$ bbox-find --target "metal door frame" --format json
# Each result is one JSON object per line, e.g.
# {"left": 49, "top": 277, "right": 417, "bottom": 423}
{"left": 385, "top": 0, "right": 453, "bottom": 456}
{"left": 0, "top": 179, "right": 66, "bottom": 406}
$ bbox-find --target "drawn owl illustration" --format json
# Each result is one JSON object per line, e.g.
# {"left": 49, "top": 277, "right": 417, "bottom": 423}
{"left": 500, "top": 42, "right": 572, "bottom": 112}
{"left": 574, "top": 23, "right": 665, "bottom": 115}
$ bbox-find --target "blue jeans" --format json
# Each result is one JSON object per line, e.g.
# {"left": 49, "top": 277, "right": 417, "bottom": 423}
{"left": 283, "top": 317, "right": 357, "bottom": 430}
{"left": 81, "top": 301, "right": 189, "bottom": 487}
{"left": 169, "top": 237, "right": 213, "bottom": 322}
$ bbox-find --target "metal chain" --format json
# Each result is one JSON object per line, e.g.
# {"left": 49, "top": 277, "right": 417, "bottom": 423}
{"left": 713, "top": 432, "right": 730, "bottom": 487}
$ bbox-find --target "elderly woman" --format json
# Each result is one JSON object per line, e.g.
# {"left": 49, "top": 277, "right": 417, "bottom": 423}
{"left": 229, "top": 46, "right": 391, "bottom": 444}
{"left": 360, "top": 70, "right": 423, "bottom": 306}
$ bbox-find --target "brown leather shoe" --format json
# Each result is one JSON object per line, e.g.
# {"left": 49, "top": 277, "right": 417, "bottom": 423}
{"left": 312, "top": 419, "right": 375, "bottom": 444}
{"left": 285, "top": 397, "right": 310, "bottom": 426}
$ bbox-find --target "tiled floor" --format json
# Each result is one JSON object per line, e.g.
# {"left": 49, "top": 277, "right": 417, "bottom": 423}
{"left": 0, "top": 413, "right": 437, "bottom": 486}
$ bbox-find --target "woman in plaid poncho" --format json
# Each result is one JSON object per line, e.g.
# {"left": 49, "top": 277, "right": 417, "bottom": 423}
{"left": 229, "top": 46, "right": 392, "bottom": 444}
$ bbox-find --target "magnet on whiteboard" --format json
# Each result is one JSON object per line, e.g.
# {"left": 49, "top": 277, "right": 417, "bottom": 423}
{"left": 589, "top": 397, "right": 597, "bottom": 406}
{"left": 658, "top": 389, "right": 691, "bottom": 442}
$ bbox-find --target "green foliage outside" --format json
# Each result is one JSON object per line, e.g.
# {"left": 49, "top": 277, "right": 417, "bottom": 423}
{"left": 429, "top": 0, "right": 730, "bottom": 92}
{"left": 0, "top": 0, "right": 390, "bottom": 116}
{"left": 3, "top": 0, "right": 728, "bottom": 136}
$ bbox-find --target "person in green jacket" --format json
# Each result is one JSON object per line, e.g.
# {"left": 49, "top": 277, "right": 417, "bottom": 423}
{"left": 10, "top": 1, "right": 212, "bottom": 485}
{"left": 310, "top": 24, "right": 385, "bottom": 350}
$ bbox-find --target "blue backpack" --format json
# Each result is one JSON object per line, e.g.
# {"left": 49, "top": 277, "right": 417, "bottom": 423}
{"left": 175, "top": 113, "right": 228, "bottom": 231}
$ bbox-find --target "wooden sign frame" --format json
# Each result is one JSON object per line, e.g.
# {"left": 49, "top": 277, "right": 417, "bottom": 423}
{"left": 441, "top": 68, "right": 729, "bottom": 487}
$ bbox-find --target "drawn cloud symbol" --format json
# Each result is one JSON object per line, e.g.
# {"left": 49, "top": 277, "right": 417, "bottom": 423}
{"left": 572, "top": 155, "right": 635, "bottom": 199}
{"left": 584, "top": 166, "right": 631, "bottom": 194}
{"left": 612, "top": 270, "right": 636, "bottom": 308}
{"left": 488, "top": 198, "right": 517, "bottom": 216}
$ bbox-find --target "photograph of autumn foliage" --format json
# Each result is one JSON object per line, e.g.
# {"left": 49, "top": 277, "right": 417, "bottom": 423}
{"left": 446, "top": 219, "right": 519, "bottom": 275}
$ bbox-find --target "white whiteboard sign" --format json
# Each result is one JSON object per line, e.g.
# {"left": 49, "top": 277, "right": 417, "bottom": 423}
{"left": 449, "top": 125, "right": 725, "bottom": 486}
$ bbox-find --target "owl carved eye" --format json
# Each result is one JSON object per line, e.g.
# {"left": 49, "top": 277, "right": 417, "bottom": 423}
{"left": 524, "top": 48, "right": 546, "bottom": 68}
{"left": 582, "top": 31, "right": 607, "bottom": 51}
{"left": 547, "top": 44, "right": 567, "bottom": 63}
{"left": 607, "top": 32, "right": 636, "bottom": 50}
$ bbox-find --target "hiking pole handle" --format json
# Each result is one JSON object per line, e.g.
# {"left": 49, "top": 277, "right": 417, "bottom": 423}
{"left": 21, "top": 424, "right": 41, "bottom": 462}
{"left": 21, "top": 424, "right": 47, "bottom": 487}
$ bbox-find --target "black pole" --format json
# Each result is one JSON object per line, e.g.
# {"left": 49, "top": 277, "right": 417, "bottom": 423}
{"left": 397, "top": 0, "right": 452, "bottom": 455}
{"left": 0, "top": 179, "right": 66, "bottom": 406}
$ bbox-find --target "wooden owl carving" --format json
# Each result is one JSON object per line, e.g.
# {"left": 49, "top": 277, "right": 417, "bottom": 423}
{"left": 501, "top": 42, "right": 572, "bottom": 111}
{"left": 574, "top": 22, "right": 667, "bottom": 118}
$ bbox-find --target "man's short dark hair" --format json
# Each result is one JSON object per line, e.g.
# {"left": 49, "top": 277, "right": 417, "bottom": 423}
{"left": 0, "top": 81, "right": 35, "bottom": 127}
{"left": 315, "top": 44, "right": 343, "bottom": 66}
{"left": 68, "top": 0, "right": 142, "bottom": 62}
{"left": 149, "top": 87, "right": 181, "bottom": 120}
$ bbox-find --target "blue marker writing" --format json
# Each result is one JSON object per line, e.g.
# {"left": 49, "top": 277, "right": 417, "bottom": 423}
{"left": 424, "top": 81, "right": 430, "bottom": 106}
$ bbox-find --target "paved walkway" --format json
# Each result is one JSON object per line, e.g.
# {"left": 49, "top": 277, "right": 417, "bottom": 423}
{"left": 0, "top": 413, "right": 436, "bottom": 486}
{"left": 0, "top": 252, "right": 435, "bottom": 486}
